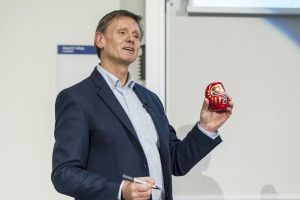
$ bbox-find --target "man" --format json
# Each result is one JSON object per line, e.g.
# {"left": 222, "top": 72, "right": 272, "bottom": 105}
{"left": 52, "top": 10, "right": 233, "bottom": 200}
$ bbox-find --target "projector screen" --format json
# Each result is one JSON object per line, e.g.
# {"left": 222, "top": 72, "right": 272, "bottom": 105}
{"left": 187, "top": 0, "right": 300, "bottom": 15}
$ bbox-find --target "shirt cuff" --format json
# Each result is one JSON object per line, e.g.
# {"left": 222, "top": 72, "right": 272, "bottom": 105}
{"left": 118, "top": 181, "right": 125, "bottom": 200}
{"left": 197, "top": 122, "right": 219, "bottom": 139}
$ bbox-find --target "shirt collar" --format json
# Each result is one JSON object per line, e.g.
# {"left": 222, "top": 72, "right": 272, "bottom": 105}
{"left": 96, "top": 64, "right": 135, "bottom": 90}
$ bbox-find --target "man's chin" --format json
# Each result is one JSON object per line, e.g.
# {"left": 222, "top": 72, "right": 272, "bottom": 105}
{"left": 122, "top": 57, "right": 137, "bottom": 65}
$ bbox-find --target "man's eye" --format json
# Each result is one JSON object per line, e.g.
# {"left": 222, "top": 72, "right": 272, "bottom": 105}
{"left": 119, "top": 31, "right": 125, "bottom": 35}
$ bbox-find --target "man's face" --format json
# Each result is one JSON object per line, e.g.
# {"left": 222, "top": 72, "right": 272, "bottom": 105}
{"left": 97, "top": 16, "right": 141, "bottom": 66}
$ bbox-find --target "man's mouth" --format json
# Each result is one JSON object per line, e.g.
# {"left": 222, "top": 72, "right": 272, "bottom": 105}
{"left": 123, "top": 47, "right": 134, "bottom": 52}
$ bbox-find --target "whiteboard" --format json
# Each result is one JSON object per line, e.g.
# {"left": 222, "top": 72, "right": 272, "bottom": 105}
{"left": 166, "top": 1, "right": 300, "bottom": 199}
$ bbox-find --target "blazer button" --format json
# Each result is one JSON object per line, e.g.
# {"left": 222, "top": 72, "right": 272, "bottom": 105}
{"left": 165, "top": 191, "right": 169, "bottom": 199}
{"left": 141, "top": 164, "right": 147, "bottom": 170}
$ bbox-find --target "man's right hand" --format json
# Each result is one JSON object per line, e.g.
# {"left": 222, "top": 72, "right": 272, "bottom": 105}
{"left": 121, "top": 177, "right": 154, "bottom": 200}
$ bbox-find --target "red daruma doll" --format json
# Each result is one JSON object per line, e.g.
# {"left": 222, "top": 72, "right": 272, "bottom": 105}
{"left": 205, "top": 82, "right": 228, "bottom": 111}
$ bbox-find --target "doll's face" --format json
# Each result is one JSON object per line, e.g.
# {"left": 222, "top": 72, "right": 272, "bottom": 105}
{"left": 211, "top": 84, "right": 225, "bottom": 96}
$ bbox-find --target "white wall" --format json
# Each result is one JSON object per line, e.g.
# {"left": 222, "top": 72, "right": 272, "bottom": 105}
{"left": 0, "top": 0, "right": 119, "bottom": 199}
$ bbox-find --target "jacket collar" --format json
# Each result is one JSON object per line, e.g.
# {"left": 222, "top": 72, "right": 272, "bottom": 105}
{"left": 91, "top": 67, "right": 138, "bottom": 140}
{"left": 91, "top": 66, "right": 168, "bottom": 148}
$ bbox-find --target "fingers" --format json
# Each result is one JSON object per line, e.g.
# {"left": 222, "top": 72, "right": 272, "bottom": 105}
{"left": 202, "top": 98, "right": 210, "bottom": 111}
{"left": 122, "top": 177, "right": 154, "bottom": 200}
{"left": 135, "top": 191, "right": 152, "bottom": 200}
{"left": 139, "top": 177, "right": 155, "bottom": 186}
{"left": 199, "top": 95, "right": 234, "bottom": 131}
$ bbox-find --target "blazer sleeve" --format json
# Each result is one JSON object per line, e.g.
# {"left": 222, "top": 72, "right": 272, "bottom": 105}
{"left": 169, "top": 122, "right": 222, "bottom": 176}
{"left": 51, "top": 90, "right": 120, "bottom": 200}
{"left": 152, "top": 93, "right": 222, "bottom": 176}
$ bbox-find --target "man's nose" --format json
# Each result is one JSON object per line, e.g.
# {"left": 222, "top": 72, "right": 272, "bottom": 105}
{"left": 126, "top": 34, "right": 134, "bottom": 43}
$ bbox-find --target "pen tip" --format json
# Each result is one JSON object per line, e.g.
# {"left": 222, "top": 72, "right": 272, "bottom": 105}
{"left": 154, "top": 185, "right": 161, "bottom": 190}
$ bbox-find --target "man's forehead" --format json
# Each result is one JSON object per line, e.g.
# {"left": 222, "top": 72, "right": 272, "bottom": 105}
{"left": 109, "top": 16, "right": 140, "bottom": 31}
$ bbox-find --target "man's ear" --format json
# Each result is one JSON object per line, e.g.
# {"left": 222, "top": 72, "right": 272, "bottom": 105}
{"left": 94, "top": 32, "right": 105, "bottom": 49}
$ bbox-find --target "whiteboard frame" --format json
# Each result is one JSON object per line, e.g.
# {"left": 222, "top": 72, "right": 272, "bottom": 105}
{"left": 145, "top": 0, "right": 166, "bottom": 107}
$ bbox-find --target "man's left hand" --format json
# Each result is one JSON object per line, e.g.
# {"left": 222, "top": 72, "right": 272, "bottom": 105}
{"left": 199, "top": 96, "right": 234, "bottom": 132}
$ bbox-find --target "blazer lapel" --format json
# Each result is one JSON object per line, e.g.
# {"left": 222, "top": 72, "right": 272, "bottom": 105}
{"left": 133, "top": 85, "right": 168, "bottom": 150}
{"left": 90, "top": 68, "right": 138, "bottom": 140}
{"left": 133, "top": 84, "right": 171, "bottom": 190}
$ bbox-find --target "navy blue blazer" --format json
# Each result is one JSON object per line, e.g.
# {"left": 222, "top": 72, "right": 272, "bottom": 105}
{"left": 52, "top": 67, "right": 222, "bottom": 200}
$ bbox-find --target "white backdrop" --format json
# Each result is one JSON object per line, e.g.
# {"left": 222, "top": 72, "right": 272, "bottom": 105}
{"left": 0, "top": 1, "right": 119, "bottom": 200}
